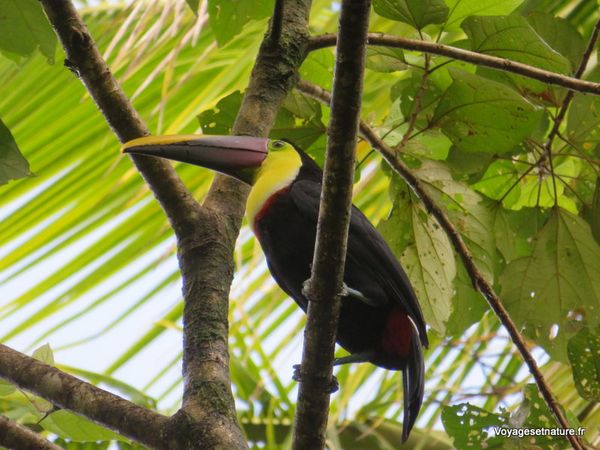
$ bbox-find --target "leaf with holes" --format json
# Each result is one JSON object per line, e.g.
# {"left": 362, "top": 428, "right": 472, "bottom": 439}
{"left": 414, "top": 160, "right": 496, "bottom": 283}
{"left": 500, "top": 209, "right": 600, "bottom": 361}
{"left": 568, "top": 327, "right": 600, "bottom": 402}
{"left": 441, "top": 403, "right": 507, "bottom": 449}
{"left": 380, "top": 180, "right": 456, "bottom": 334}
{"left": 434, "top": 70, "right": 543, "bottom": 154}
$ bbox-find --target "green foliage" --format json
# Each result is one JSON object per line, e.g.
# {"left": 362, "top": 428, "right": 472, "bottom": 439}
{"left": 568, "top": 327, "right": 600, "bottom": 402}
{"left": 0, "top": 0, "right": 56, "bottom": 62}
{"left": 207, "top": 0, "right": 273, "bottom": 46}
{"left": 2, "top": 0, "right": 600, "bottom": 448}
{"left": 372, "top": 0, "right": 449, "bottom": 29}
{"left": 0, "top": 118, "right": 31, "bottom": 184}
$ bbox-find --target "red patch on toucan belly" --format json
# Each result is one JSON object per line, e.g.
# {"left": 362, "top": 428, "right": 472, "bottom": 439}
{"left": 382, "top": 308, "right": 413, "bottom": 357}
{"left": 252, "top": 187, "right": 291, "bottom": 235}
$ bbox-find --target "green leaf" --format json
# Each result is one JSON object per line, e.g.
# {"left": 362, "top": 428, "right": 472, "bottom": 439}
{"left": 593, "top": 177, "right": 600, "bottom": 245}
{"left": 366, "top": 47, "right": 407, "bottom": 73}
{"left": 434, "top": 70, "right": 543, "bottom": 154}
{"left": 379, "top": 180, "right": 456, "bottom": 334}
{"left": 0, "top": 380, "right": 16, "bottom": 397}
{"left": 185, "top": 0, "right": 200, "bottom": 13}
{"left": 207, "top": 0, "right": 273, "bottom": 46}
{"left": 198, "top": 91, "right": 243, "bottom": 135}
{"left": 462, "top": 15, "right": 571, "bottom": 99}
{"left": 567, "top": 327, "right": 600, "bottom": 402}
{"left": 0, "top": 0, "right": 56, "bottom": 62}
{"left": 444, "top": 0, "right": 524, "bottom": 30}
{"left": 0, "top": 118, "right": 31, "bottom": 184}
{"left": 446, "top": 259, "right": 488, "bottom": 337}
{"left": 372, "top": 0, "right": 449, "bottom": 29}
{"left": 415, "top": 161, "right": 496, "bottom": 283}
{"left": 32, "top": 343, "right": 54, "bottom": 365}
{"left": 299, "top": 49, "right": 334, "bottom": 91}
{"left": 42, "top": 410, "right": 123, "bottom": 442}
{"left": 441, "top": 403, "right": 507, "bottom": 449}
{"left": 493, "top": 206, "right": 548, "bottom": 262}
{"left": 567, "top": 67, "right": 600, "bottom": 150}
{"left": 500, "top": 209, "right": 600, "bottom": 360}
{"left": 525, "top": 12, "right": 585, "bottom": 71}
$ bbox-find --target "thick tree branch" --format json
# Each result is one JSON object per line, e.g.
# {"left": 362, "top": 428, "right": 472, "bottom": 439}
{"left": 177, "top": 1, "right": 312, "bottom": 447}
{"left": 292, "top": 1, "right": 370, "bottom": 449}
{"left": 308, "top": 33, "right": 600, "bottom": 96}
{"left": 0, "top": 414, "right": 62, "bottom": 450}
{"left": 0, "top": 345, "right": 172, "bottom": 449}
{"left": 296, "top": 79, "right": 584, "bottom": 450}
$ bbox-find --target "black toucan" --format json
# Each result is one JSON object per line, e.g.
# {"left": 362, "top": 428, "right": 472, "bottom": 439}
{"left": 123, "top": 135, "right": 428, "bottom": 441}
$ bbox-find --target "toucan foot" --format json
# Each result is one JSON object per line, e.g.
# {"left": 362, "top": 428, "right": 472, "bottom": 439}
{"left": 292, "top": 364, "right": 339, "bottom": 394}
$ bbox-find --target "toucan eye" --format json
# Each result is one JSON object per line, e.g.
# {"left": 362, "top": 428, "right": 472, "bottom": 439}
{"left": 272, "top": 140, "right": 285, "bottom": 149}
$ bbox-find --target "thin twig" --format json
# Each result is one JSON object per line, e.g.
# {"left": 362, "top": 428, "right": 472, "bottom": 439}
{"left": 292, "top": 1, "right": 371, "bottom": 448}
{"left": 296, "top": 78, "right": 585, "bottom": 450}
{"left": 308, "top": 33, "right": 600, "bottom": 96}
{"left": 542, "top": 17, "right": 600, "bottom": 205}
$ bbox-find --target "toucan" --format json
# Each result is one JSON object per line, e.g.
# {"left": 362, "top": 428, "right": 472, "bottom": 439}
{"left": 123, "top": 135, "right": 428, "bottom": 441}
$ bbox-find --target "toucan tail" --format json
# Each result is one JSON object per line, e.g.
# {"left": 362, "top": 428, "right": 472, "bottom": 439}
{"left": 401, "top": 321, "right": 425, "bottom": 442}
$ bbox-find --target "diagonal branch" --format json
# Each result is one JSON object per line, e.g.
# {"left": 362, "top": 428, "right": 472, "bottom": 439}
{"left": 292, "top": 1, "right": 370, "bottom": 449}
{"left": 0, "top": 344, "right": 170, "bottom": 449}
{"left": 308, "top": 33, "right": 600, "bottom": 96}
{"left": 0, "top": 414, "right": 63, "bottom": 450}
{"left": 39, "top": 0, "right": 206, "bottom": 238}
{"left": 296, "top": 78, "right": 585, "bottom": 450}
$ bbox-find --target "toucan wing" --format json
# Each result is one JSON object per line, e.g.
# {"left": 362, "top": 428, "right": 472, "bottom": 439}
{"left": 290, "top": 179, "right": 428, "bottom": 347}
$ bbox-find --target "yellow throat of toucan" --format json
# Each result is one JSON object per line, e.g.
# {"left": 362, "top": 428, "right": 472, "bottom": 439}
{"left": 246, "top": 141, "right": 302, "bottom": 225}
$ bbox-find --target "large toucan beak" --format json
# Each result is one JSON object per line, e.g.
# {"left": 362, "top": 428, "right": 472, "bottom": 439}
{"left": 122, "top": 135, "right": 269, "bottom": 185}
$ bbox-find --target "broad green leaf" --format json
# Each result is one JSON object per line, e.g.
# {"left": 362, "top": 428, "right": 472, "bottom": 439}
{"left": 493, "top": 206, "right": 548, "bottom": 262}
{"left": 299, "top": 49, "right": 334, "bottom": 91}
{"left": 444, "top": 0, "right": 523, "bottom": 30}
{"left": 567, "top": 67, "right": 600, "bottom": 150}
{"left": 567, "top": 327, "right": 600, "bottom": 402}
{"left": 43, "top": 410, "right": 123, "bottom": 442}
{"left": 0, "top": 118, "right": 31, "bottom": 184}
{"left": 198, "top": 90, "right": 243, "bottom": 135}
{"left": 593, "top": 177, "right": 600, "bottom": 245}
{"left": 32, "top": 343, "right": 54, "bottom": 365}
{"left": 0, "top": 379, "right": 15, "bottom": 397}
{"left": 366, "top": 47, "right": 407, "bottom": 73}
{"left": 500, "top": 209, "right": 600, "bottom": 360}
{"left": 446, "top": 259, "right": 488, "bottom": 337}
{"left": 462, "top": 15, "right": 571, "bottom": 99}
{"left": 207, "top": 0, "right": 273, "bottom": 46}
{"left": 525, "top": 12, "right": 585, "bottom": 70}
{"left": 441, "top": 403, "right": 507, "bottom": 449}
{"left": 0, "top": 0, "right": 56, "bottom": 62}
{"left": 434, "top": 70, "right": 543, "bottom": 154}
{"left": 372, "top": 0, "right": 449, "bottom": 29}
{"left": 379, "top": 181, "right": 456, "bottom": 334}
{"left": 415, "top": 160, "right": 495, "bottom": 283}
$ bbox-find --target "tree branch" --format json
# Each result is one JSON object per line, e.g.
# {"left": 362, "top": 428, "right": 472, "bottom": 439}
{"left": 39, "top": 0, "right": 206, "bottom": 238}
{"left": 0, "top": 345, "right": 171, "bottom": 449}
{"left": 292, "top": 1, "right": 370, "bottom": 449}
{"left": 296, "top": 79, "right": 585, "bottom": 450}
{"left": 308, "top": 33, "right": 600, "bottom": 96}
{"left": 0, "top": 414, "right": 62, "bottom": 450}
{"left": 177, "top": 2, "right": 312, "bottom": 447}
